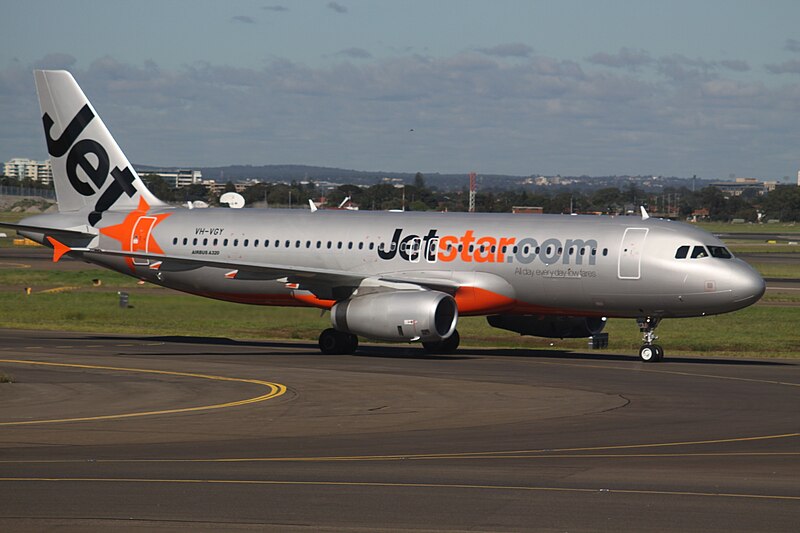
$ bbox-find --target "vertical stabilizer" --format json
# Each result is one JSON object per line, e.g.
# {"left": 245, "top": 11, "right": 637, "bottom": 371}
{"left": 34, "top": 70, "right": 166, "bottom": 226}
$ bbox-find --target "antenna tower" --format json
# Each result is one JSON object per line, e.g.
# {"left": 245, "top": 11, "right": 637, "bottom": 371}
{"left": 468, "top": 172, "right": 477, "bottom": 213}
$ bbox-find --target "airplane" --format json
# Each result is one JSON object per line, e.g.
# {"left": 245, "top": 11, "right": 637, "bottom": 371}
{"left": 1, "top": 70, "right": 766, "bottom": 362}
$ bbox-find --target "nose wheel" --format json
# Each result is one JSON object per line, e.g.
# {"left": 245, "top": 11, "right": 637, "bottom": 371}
{"left": 637, "top": 317, "right": 664, "bottom": 362}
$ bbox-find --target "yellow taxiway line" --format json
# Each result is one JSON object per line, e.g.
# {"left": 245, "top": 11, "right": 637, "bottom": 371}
{"left": 0, "top": 359, "right": 287, "bottom": 426}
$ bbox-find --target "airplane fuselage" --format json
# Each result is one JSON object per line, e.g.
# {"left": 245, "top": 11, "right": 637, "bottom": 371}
{"left": 27, "top": 208, "right": 764, "bottom": 320}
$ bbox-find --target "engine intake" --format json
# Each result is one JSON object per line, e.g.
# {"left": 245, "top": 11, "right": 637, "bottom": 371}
{"left": 332, "top": 291, "right": 457, "bottom": 342}
{"left": 487, "top": 314, "right": 606, "bottom": 339}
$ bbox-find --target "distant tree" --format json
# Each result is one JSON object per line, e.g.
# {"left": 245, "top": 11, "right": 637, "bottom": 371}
{"left": 761, "top": 185, "right": 800, "bottom": 221}
{"left": 414, "top": 172, "right": 426, "bottom": 190}
{"left": 142, "top": 174, "right": 174, "bottom": 201}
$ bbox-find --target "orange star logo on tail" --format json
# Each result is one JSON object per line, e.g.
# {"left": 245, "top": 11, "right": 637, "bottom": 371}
{"left": 100, "top": 197, "right": 171, "bottom": 271}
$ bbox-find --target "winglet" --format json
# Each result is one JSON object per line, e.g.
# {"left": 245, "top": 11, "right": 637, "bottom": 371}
{"left": 640, "top": 206, "right": 650, "bottom": 220}
{"left": 46, "top": 236, "right": 72, "bottom": 262}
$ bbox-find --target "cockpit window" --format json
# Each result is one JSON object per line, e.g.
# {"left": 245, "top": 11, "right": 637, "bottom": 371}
{"left": 675, "top": 245, "right": 689, "bottom": 259}
{"left": 708, "top": 246, "right": 732, "bottom": 259}
{"left": 691, "top": 246, "right": 708, "bottom": 259}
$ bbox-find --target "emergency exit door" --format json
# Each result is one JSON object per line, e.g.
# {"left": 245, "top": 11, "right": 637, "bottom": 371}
{"left": 617, "top": 227, "right": 648, "bottom": 280}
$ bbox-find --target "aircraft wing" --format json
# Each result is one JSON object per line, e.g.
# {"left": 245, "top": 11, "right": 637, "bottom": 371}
{"left": 75, "top": 246, "right": 368, "bottom": 286}
{"left": 0, "top": 221, "right": 96, "bottom": 239}
{"left": 41, "top": 237, "right": 470, "bottom": 297}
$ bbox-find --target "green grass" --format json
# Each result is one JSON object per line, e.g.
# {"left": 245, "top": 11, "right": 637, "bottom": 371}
{"left": 744, "top": 262, "right": 800, "bottom": 279}
{"left": 693, "top": 221, "right": 800, "bottom": 234}
{"left": 0, "top": 290, "right": 796, "bottom": 358}
{"left": 0, "top": 269, "right": 143, "bottom": 290}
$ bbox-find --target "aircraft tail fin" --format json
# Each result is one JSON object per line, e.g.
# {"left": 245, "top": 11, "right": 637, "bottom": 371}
{"left": 34, "top": 70, "right": 167, "bottom": 226}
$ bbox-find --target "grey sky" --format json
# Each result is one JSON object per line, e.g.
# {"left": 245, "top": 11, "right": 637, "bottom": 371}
{"left": 2, "top": 1, "right": 800, "bottom": 179}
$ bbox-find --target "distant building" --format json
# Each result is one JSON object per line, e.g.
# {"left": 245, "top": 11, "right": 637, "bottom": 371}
{"left": 709, "top": 177, "right": 768, "bottom": 197}
{"left": 3, "top": 158, "right": 53, "bottom": 186}
{"left": 511, "top": 206, "right": 544, "bottom": 214}
{"left": 136, "top": 168, "right": 202, "bottom": 188}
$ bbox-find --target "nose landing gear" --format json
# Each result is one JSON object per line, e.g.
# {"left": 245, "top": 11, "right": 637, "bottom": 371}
{"left": 637, "top": 317, "right": 664, "bottom": 362}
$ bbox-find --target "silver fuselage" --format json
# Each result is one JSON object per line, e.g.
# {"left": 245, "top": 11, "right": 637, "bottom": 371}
{"left": 23, "top": 208, "right": 766, "bottom": 319}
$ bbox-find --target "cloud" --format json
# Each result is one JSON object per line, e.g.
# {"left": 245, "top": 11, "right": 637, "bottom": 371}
{"left": 719, "top": 59, "right": 750, "bottom": 72}
{"left": 231, "top": 15, "right": 256, "bottom": 24}
{"left": 33, "top": 53, "right": 78, "bottom": 70}
{"left": 476, "top": 43, "right": 533, "bottom": 58}
{"left": 262, "top": 5, "right": 288, "bottom": 11}
{"left": 3, "top": 51, "right": 800, "bottom": 179}
{"left": 655, "top": 54, "right": 716, "bottom": 81}
{"left": 327, "top": 2, "right": 348, "bottom": 14}
{"left": 335, "top": 47, "right": 372, "bottom": 59}
{"left": 784, "top": 39, "right": 800, "bottom": 52}
{"left": 765, "top": 59, "right": 800, "bottom": 74}
{"left": 586, "top": 48, "right": 652, "bottom": 70}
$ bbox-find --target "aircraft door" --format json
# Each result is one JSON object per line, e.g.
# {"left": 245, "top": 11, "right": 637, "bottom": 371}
{"left": 131, "top": 216, "right": 157, "bottom": 266}
{"left": 617, "top": 228, "right": 648, "bottom": 280}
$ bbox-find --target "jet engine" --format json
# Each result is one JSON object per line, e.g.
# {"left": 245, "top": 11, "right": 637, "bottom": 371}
{"left": 331, "top": 291, "right": 457, "bottom": 342}
{"left": 487, "top": 314, "right": 606, "bottom": 339}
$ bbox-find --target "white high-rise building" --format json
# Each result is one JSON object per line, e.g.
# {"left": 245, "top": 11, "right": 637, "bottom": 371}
{"left": 3, "top": 158, "right": 53, "bottom": 186}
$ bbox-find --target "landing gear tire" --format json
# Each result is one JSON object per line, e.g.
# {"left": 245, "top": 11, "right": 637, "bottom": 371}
{"left": 636, "top": 316, "right": 664, "bottom": 363}
{"left": 653, "top": 344, "right": 664, "bottom": 361}
{"left": 422, "top": 329, "right": 460, "bottom": 355}
{"left": 639, "top": 344, "right": 664, "bottom": 363}
{"left": 319, "top": 328, "right": 358, "bottom": 355}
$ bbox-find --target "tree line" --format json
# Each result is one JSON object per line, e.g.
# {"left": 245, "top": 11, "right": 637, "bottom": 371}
{"left": 3, "top": 172, "right": 798, "bottom": 222}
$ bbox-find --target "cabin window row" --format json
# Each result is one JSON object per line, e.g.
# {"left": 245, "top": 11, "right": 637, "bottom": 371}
{"left": 172, "top": 237, "right": 610, "bottom": 258}
{"left": 173, "top": 237, "right": 377, "bottom": 251}
{"left": 674, "top": 245, "right": 732, "bottom": 259}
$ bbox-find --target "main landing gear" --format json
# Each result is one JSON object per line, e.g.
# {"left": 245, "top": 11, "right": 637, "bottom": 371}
{"left": 637, "top": 317, "right": 664, "bottom": 362}
{"left": 319, "top": 328, "right": 359, "bottom": 355}
{"left": 422, "top": 330, "right": 460, "bottom": 355}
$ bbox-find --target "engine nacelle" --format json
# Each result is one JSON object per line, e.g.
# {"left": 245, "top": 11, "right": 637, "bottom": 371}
{"left": 331, "top": 291, "right": 458, "bottom": 342}
{"left": 487, "top": 314, "right": 606, "bottom": 339}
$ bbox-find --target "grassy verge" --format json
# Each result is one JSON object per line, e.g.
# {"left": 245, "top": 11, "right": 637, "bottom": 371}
{"left": 693, "top": 222, "right": 800, "bottom": 234}
{"left": 0, "top": 290, "right": 796, "bottom": 358}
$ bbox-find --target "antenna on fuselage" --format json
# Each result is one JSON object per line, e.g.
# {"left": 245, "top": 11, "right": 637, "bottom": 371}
{"left": 640, "top": 206, "right": 650, "bottom": 220}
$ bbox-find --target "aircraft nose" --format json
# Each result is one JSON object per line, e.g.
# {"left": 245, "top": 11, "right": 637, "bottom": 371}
{"left": 731, "top": 262, "right": 766, "bottom": 304}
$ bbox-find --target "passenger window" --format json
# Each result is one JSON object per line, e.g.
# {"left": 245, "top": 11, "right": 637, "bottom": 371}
{"left": 602, "top": 248, "right": 608, "bottom": 256}
{"left": 348, "top": 242, "right": 353, "bottom": 249}
{"left": 182, "top": 238, "right": 188, "bottom": 245}
{"left": 327, "top": 241, "right": 332, "bottom": 249}
{"left": 213, "top": 238, "right": 218, "bottom": 246}
{"left": 306, "top": 241, "right": 311, "bottom": 248}
{"left": 265, "top": 240, "right": 270, "bottom": 247}
{"left": 295, "top": 240, "right": 300, "bottom": 248}
{"left": 223, "top": 239, "right": 228, "bottom": 246}
{"left": 203, "top": 238, "right": 208, "bottom": 246}
{"left": 675, "top": 245, "right": 689, "bottom": 259}
{"left": 233, "top": 239, "right": 239, "bottom": 247}
{"left": 192, "top": 238, "right": 198, "bottom": 245}
{"left": 369, "top": 243, "right": 374, "bottom": 250}
{"left": 254, "top": 239, "right": 259, "bottom": 247}
{"left": 172, "top": 237, "right": 178, "bottom": 245}
{"left": 285, "top": 240, "right": 290, "bottom": 247}
{"left": 244, "top": 239, "right": 249, "bottom": 247}
{"left": 316, "top": 241, "right": 321, "bottom": 248}
{"left": 691, "top": 246, "right": 708, "bottom": 259}
{"left": 358, "top": 242, "right": 364, "bottom": 250}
